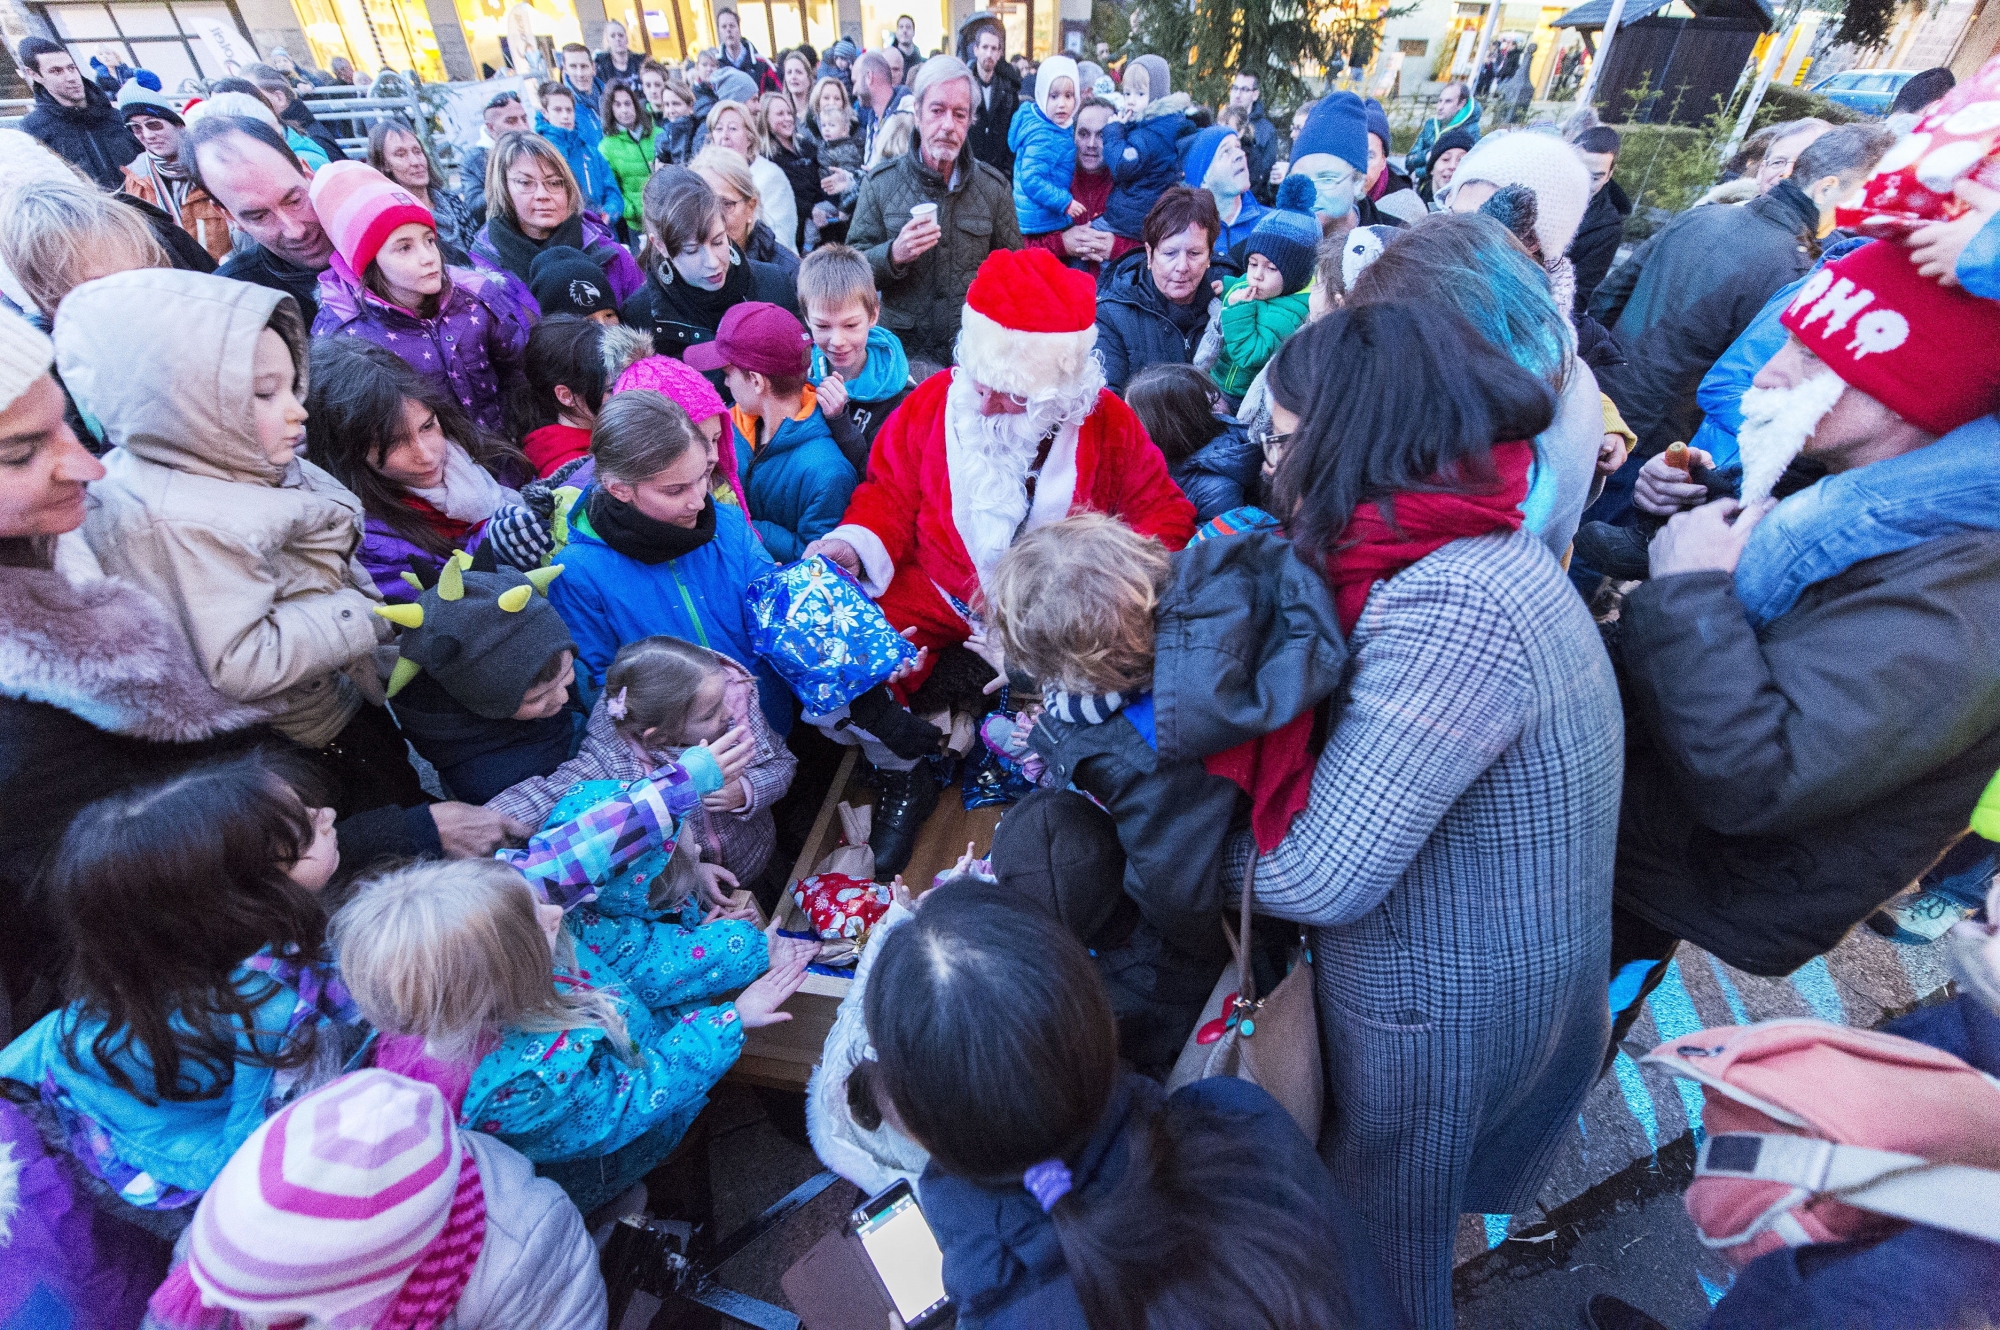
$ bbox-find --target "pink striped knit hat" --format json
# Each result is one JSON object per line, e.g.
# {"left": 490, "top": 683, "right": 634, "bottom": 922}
{"left": 308, "top": 159, "right": 435, "bottom": 278}
{"left": 147, "top": 1070, "right": 486, "bottom": 1330}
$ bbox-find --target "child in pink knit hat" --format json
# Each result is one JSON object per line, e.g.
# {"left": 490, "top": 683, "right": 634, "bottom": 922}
{"left": 145, "top": 1068, "right": 607, "bottom": 1330}
{"left": 614, "top": 352, "right": 751, "bottom": 516}
{"left": 308, "top": 159, "right": 536, "bottom": 439}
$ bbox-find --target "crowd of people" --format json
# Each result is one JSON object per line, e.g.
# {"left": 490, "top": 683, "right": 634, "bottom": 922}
{"left": 5, "top": 15, "right": 2000, "bottom": 1330}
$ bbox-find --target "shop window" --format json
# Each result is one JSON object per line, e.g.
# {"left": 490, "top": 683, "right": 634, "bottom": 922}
{"left": 35, "top": 0, "right": 254, "bottom": 92}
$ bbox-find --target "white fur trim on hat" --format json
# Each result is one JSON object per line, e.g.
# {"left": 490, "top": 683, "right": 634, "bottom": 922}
{"left": 1449, "top": 129, "right": 1593, "bottom": 260}
{"left": 0, "top": 308, "right": 54, "bottom": 416}
{"left": 954, "top": 304, "right": 1098, "bottom": 400}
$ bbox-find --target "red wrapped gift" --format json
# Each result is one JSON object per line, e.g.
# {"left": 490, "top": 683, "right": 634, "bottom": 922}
{"left": 1839, "top": 54, "right": 2000, "bottom": 237}
{"left": 790, "top": 872, "right": 892, "bottom": 942}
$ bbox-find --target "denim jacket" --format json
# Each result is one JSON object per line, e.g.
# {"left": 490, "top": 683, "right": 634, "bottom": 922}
{"left": 1734, "top": 414, "right": 2000, "bottom": 628}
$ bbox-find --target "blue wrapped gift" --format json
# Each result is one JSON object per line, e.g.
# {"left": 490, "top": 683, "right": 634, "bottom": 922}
{"left": 746, "top": 555, "right": 916, "bottom": 713}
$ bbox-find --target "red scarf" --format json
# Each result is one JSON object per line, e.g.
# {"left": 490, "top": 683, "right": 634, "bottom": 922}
{"left": 404, "top": 493, "right": 477, "bottom": 547}
{"left": 1206, "top": 441, "right": 1535, "bottom": 850}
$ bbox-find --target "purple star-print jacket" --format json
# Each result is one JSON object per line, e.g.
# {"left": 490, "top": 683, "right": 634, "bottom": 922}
{"left": 312, "top": 256, "right": 538, "bottom": 437}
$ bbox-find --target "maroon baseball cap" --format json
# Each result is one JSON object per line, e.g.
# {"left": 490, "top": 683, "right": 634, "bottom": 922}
{"left": 682, "top": 301, "right": 812, "bottom": 377}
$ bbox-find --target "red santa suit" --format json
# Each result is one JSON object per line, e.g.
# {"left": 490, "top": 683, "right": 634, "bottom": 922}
{"left": 823, "top": 248, "right": 1196, "bottom": 689}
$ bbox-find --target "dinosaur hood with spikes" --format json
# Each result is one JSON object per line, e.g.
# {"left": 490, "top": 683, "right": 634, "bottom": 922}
{"left": 377, "top": 556, "right": 575, "bottom": 719}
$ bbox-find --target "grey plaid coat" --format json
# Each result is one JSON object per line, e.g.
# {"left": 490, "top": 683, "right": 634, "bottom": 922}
{"left": 1232, "top": 530, "right": 1622, "bottom": 1330}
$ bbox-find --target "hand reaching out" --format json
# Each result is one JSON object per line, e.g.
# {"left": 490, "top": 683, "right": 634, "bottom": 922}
{"left": 802, "top": 537, "right": 862, "bottom": 576}
{"left": 697, "top": 859, "right": 754, "bottom": 923}
{"left": 887, "top": 626, "right": 929, "bottom": 685}
{"left": 1906, "top": 179, "right": 2000, "bottom": 285}
{"left": 735, "top": 936, "right": 817, "bottom": 1028}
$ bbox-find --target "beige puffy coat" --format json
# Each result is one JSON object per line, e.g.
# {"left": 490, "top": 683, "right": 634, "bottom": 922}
{"left": 60, "top": 269, "right": 385, "bottom": 748}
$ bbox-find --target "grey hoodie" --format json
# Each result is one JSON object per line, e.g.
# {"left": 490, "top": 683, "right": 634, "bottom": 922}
{"left": 61, "top": 269, "right": 384, "bottom": 747}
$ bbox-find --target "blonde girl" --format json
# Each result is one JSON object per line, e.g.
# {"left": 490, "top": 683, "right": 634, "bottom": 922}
{"left": 340, "top": 858, "right": 813, "bottom": 1215}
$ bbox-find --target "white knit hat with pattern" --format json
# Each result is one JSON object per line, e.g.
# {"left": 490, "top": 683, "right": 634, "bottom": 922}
{"left": 0, "top": 307, "right": 54, "bottom": 415}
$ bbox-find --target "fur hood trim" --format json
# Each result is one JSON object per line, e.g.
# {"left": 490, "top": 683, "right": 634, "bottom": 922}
{"left": 0, "top": 562, "right": 265, "bottom": 742}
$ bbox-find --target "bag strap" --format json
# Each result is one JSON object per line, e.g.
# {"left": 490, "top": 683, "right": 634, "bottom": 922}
{"left": 1217, "top": 856, "right": 1258, "bottom": 1008}
{"left": 1697, "top": 1132, "right": 2000, "bottom": 1243}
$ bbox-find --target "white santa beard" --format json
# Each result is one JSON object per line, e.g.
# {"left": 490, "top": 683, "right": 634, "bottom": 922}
{"left": 943, "top": 366, "right": 1101, "bottom": 589}
{"left": 1737, "top": 371, "right": 1848, "bottom": 506}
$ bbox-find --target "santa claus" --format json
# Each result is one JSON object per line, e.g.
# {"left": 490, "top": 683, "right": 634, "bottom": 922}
{"left": 804, "top": 246, "right": 1196, "bottom": 871}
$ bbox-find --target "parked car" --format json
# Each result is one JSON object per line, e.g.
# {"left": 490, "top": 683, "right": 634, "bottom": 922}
{"left": 1807, "top": 68, "right": 1917, "bottom": 115}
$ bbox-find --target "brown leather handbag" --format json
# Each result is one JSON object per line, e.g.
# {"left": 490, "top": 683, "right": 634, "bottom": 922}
{"left": 1166, "top": 860, "right": 1323, "bottom": 1141}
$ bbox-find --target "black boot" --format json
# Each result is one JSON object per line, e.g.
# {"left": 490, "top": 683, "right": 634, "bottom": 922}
{"left": 1571, "top": 520, "right": 1657, "bottom": 581}
{"left": 869, "top": 763, "right": 938, "bottom": 879}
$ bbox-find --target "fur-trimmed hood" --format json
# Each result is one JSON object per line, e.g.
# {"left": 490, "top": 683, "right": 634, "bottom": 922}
{"left": 0, "top": 553, "right": 264, "bottom": 743}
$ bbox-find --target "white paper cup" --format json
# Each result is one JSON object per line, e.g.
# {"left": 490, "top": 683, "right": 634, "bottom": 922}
{"left": 909, "top": 202, "right": 938, "bottom": 224}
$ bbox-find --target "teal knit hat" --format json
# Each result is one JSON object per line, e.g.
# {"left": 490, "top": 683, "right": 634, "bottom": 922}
{"left": 1247, "top": 175, "right": 1320, "bottom": 295}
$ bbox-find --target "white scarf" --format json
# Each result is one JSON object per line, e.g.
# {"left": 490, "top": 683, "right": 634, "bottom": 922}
{"left": 409, "top": 443, "right": 521, "bottom": 524}
{"left": 1737, "top": 371, "right": 1847, "bottom": 506}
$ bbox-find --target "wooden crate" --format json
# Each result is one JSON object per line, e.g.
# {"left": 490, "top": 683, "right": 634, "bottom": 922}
{"left": 730, "top": 749, "right": 1006, "bottom": 1090}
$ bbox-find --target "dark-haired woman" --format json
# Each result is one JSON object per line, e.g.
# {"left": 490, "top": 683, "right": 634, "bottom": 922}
{"left": 0, "top": 311, "right": 525, "bottom": 1038}
{"left": 1124, "top": 363, "right": 1261, "bottom": 521}
{"left": 858, "top": 878, "right": 1405, "bottom": 1329}
{"left": 510, "top": 312, "right": 625, "bottom": 477}
{"left": 1237, "top": 302, "right": 1621, "bottom": 1330}
{"left": 1095, "top": 186, "right": 1224, "bottom": 395}
{"left": 0, "top": 752, "right": 357, "bottom": 1228}
{"left": 304, "top": 338, "right": 536, "bottom": 599}
{"left": 620, "top": 165, "right": 798, "bottom": 363}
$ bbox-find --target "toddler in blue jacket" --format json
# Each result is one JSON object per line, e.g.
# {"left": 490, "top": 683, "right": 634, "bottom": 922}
{"left": 1008, "top": 55, "right": 1085, "bottom": 238}
{"left": 1099, "top": 55, "right": 1196, "bottom": 242}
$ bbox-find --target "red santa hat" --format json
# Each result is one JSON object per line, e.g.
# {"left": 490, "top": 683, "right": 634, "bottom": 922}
{"left": 1779, "top": 240, "right": 2000, "bottom": 438}
{"left": 955, "top": 247, "right": 1100, "bottom": 399}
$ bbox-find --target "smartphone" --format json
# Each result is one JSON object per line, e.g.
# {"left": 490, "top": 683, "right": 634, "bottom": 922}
{"left": 851, "top": 1180, "right": 951, "bottom": 1328}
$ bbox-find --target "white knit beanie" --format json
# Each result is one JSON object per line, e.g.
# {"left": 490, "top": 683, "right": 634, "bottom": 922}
{"left": 1449, "top": 129, "right": 1593, "bottom": 260}
{"left": 0, "top": 307, "right": 54, "bottom": 416}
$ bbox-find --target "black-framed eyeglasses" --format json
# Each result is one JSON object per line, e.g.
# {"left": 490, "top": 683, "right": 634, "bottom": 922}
{"left": 1253, "top": 427, "right": 1293, "bottom": 455}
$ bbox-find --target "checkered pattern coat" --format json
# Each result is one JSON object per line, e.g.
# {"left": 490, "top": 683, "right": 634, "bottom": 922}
{"left": 1230, "top": 530, "right": 1622, "bottom": 1330}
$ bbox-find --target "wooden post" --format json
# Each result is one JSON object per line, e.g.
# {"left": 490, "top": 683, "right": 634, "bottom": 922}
{"left": 1571, "top": 0, "right": 1625, "bottom": 113}
{"left": 1720, "top": 21, "right": 1790, "bottom": 164}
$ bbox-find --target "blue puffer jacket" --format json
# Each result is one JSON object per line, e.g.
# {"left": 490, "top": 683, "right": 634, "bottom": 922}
{"left": 732, "top": 398, "right": 858, "bottom": 561}
{"left": 1169, "top": 417, "right": 1262, "bottom": 522}
{"left": 545, "top": 490, "right": 792, "bottom": 734}
{"left": 535, "top": 112, "right": 624, "bottom": 225}
{"left": 1099, "top": 94, "right": 1196, "bottom": 239}
{"left": 1007, "top": 101, "right": 1077, "bottom": 235}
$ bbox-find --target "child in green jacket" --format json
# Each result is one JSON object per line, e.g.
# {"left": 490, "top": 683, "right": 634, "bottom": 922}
{"left": 1210, "top": 178, "right": 1318, "bottom": 408}
{"left": 598, "top": 83, "right": 661, "bottom": 233}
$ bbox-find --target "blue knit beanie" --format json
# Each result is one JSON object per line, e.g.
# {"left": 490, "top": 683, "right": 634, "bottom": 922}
{"left": 1290, "top": 91, "right": 1368, "bottom": 171}
{"left": 1247, "top": 175, "right": 1320, "bottom": 295}
{"left": 1364, "top": 97, "right": 1391, "bottom": 152}
{"left": 1181, "top": 125, "right": 1234, "bottom": 188}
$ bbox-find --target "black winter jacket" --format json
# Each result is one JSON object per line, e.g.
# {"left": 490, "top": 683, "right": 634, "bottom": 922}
{"left": 617, "top": 247, "right": 799, "bottom": 362}
{"left": 921, "top": 1074, "right": 1404, "bottom": 1330}
{"left": 21, "top": 82, "right": 141, "bottom": 190}
{"left": 1590, "top": 182, "right": 1819, "bottom": 454}
{"left": 1568, "top": 179, "right": 1630, "bottom": 317}
{"left": 1169, "top": 418, "right": 1261, "bottom": 522}
{"left": 1030, "top": 530, "right": 1347, "bottom": 959}
{"left": 1613, "top": 532, "right": 2000, "bottom": 975}
{"left": 766, "top": 136, "right": 826, "bottom": 250}
{"left": 961, "top": 51, "right": 1021, "bottom": 176}
{"left": 1093, "top": 248, "right": 1218, "bottom": 394}
{"left": 217, "top": 243, "right": 326, "bottom": 327}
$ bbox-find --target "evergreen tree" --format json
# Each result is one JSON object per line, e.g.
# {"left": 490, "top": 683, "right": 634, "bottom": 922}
{"left": 1127, "top": 0, "right": 1410, "bottom": 108}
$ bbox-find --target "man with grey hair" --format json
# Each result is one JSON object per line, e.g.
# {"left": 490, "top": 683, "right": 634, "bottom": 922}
{"left": 853, "top": 47, "right": 911, "bottom": 159}
{"left": 848, "top": 54, "right": 1020, "bottom": 364}
{"left": 1591, "top": 123, "right": 1895, "bottom": 462}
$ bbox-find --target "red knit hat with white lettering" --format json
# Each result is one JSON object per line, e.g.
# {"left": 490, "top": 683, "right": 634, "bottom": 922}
{"left": 309, "top": 159, "right": 436, "bottom": 279}
{"left": 1779, "top": 240, "right": 2000, "bottom": 436}
{"left": 955, "top": 247, "right": 1100, "bottom": 399}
